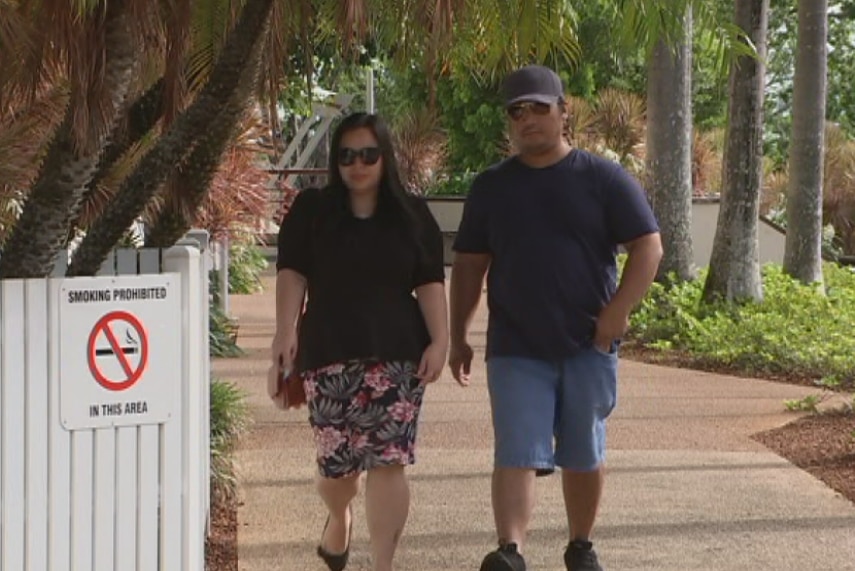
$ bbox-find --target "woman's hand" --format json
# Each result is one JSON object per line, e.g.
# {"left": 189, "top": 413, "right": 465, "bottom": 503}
{"left": 271, "top": 328, "right": 298, "bottom": 374}
{"left": 416, "top": 341, "right": 448, "bottom": 384}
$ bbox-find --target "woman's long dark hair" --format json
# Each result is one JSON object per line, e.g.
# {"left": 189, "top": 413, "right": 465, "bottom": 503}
{"left": 323, "top": 112, "right": 423, "bottom": 242}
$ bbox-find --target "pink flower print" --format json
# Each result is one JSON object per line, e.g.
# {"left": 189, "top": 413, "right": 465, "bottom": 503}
{"left": 353, "top": 391, "right": 370, "bottom": 407}
{"left": 349, "top": 433, "right": 370, "bottom": 453}
{"left": 315, "top": 426, "right": 346, "bottom": 458}
{"left": 318, "top": 363, "right": 345, "bottom": 375}
{"left": 381, "top": 445, "right": 409, "bottom": 463}
{"left": 388, "top": 401, "right": 417, "bottom": 423}
{"left": 364, "top": 369, "right": 392, "bottom": 395}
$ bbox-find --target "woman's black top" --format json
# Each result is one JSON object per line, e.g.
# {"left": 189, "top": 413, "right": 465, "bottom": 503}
{"left": 276, "top": 187, "right": 445, "bottom": 372}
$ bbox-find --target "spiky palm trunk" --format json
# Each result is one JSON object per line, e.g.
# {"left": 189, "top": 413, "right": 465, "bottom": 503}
{"left": 67, "top": 0, "right": 274, "bottom": 276}
{"left": 0, "top": 0, "right": 137, "bottom": 279}
{"left": 783, "top": 0, "right": 827, "bottom": 287}
{"left": 703, "top": 0, "right": 769, "bottom": 303}
{"left": 145, "top": 57, "right": 262, "bottom": 247}
{"left": 81, "top": 79, "right": 165, "bottom": 207}
{"left": 647, "top": 7, "right": 695, "bottom": 282}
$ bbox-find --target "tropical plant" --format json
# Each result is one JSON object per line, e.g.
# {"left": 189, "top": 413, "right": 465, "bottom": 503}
{"left": 210, "top": 379, "right": 250, "bottom": 500}
{"left": 391, "top": 107, "right": 447, "bottom": 194}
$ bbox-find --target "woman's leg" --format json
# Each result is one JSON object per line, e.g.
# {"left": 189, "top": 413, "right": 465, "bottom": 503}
{"left": 365, "top": 465, "right": 409, "bottom": 571}
{"left": 317, "top": 473, "right": 360, "bottom": 553}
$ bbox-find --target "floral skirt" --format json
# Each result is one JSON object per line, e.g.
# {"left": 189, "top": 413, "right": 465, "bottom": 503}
{"left": 303, "top": 360, "right": 425, "bottom": 479}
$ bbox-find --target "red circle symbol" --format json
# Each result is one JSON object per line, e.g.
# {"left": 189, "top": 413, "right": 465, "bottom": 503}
{"left": 87, "top": 311, "right": 148, "bottom": 391}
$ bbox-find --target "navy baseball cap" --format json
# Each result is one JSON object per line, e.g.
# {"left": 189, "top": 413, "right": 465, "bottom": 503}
{"left": 501, "top": 65, "right": 564, "bottom": 108}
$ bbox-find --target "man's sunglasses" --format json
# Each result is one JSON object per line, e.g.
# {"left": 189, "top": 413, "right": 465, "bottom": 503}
{"left": 506, "top": 101, "right": 552, "bottom": 121}
{"left": 338, "top": 146, "right": 382, "bottom": 166}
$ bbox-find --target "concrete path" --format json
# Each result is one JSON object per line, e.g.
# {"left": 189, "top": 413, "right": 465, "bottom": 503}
{"left": 215, "top": 273, "right": 855, "bottom": 571}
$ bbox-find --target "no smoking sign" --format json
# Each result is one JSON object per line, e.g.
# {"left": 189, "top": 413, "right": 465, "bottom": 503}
{"left": 88, "top": 311, "right": 148, "bottom": 391}
{"left": 59, "top": 275, "right": 180, "bottom": 430}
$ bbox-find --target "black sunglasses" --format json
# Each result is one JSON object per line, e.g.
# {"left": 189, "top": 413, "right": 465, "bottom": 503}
{"left": 507, "top": 101, "right": 552, "bottom": 121}
{"left": 338, "top": 146, "right": 382, "bottom": 166}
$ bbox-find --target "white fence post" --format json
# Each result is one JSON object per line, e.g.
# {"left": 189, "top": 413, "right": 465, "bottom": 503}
{"left": 164, "top": 242, "right": 206, "bottom": 571}
{"left": 1, "top": 280, "right": 26, "bottom": 571}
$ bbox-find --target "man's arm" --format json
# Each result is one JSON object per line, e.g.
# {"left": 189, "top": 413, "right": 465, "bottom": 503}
{"left": 450, "top": 253, "right": 491, "bottom": 345}
{"left": 613, "top": 232, "right": 663, "bottom": 313}
{"left": 594, "top": 232, "right": 662, "bottom": 349}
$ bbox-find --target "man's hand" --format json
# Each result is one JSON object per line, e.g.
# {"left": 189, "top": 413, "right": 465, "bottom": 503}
{"left": 448, "top": 342, "right": 474, "bottom": 386}
{"left": 594, "top": 302, "right": 630, "bottom": 352}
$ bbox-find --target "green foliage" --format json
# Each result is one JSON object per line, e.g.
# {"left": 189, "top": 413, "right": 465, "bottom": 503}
{"left": 210, "top": 379, "right": 250, "bottom": 500}
{"left": 227, "top": 238, "right": 268, "bottom": 295}
{"left": 209, "top": 303, "right": 242, "bottom": 358}
{"left": 629, "top": 262, "right": 855, "bottom": 387}
{"left": 425, "top": 171, "right": 477, "bottom": 196}
{"left": 784, "top": 394, "right": 825, "bottom": 413}
{"left": 435, "top": 75, "right": 507, "bottom": 173}
{"left": 565, "top": 0, "right": 646, "bottom": 98}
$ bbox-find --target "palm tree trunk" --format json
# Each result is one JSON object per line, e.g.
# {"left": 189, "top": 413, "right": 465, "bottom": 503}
{"left": 0, "top": 0, "right": 137, "bottom": 279}
{"left": 145, "top": 64, "right": 261, "bottom": 247}
{"left": 783, "top": 0, "right": 827, "bottom": 287}
{"left": 646, "top": 6, "right": 695, "bottom": 282}
{"left": 81, "top": 78, "right": 165, "bottom": 207}
{"left": 702, "top": 0, "right": 769, "bottom": 303}
{"left": 67, "top": 0, "right": 274, "bottom": 277}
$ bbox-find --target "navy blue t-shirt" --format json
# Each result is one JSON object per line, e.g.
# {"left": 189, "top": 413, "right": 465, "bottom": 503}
{"left": 453, "top": 149, "right": 659, "bottom": 361}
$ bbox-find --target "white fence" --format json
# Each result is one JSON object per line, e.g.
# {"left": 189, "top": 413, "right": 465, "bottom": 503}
{"left": 0, "top": 238, "right": 211, "bottom": 571}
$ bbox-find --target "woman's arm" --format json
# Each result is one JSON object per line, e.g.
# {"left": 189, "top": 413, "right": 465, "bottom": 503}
{"left": 415, "top": 281, "right": 449, "bottom": 347}
{"left": 275, "top": 269, "right": 307, "bottom": 336}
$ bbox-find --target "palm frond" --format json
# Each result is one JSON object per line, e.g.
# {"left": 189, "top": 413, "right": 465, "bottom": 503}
{"left": 391, "top": 107, "right": 448, "bottom": 193}
{"left": 186, "top": 0, "right": 235, "bottom": 94}
{"left": 0, "top": 84, "right": 70, "bottom": 194}
{"left": 162, "top": 0, "right": 194, "bottom": 125}
{"left": 0, "top": 0, "right": 37, "bottom": 108}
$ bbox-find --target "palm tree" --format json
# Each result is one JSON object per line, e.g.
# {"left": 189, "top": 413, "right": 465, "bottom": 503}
{"left": 703, "top": 0, "right": 770, "bottom": 303}
{"left": 616, "top": 0, "right": 751, "bottom": 284}
{"left": 1, "top": 0, "right": 583, "bottom": 278}
{"left": 66, "top": 0, "right": 276, "bottom": 275}
{"left": 0, "top": 0, "right": 147, "bottom": 278}
{"left": 644, "top": 5, "right": 696, "bottom": 282}
{"left": 783, "top": 0, "right": 828, "bottom": 287}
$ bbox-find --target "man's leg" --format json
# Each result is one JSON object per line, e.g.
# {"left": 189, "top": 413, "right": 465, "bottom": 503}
{"left": 555, "top": 348, "right": 617, "bottom": 570}
{"left": 492, "top": 467, "right": 536, "bottom": 547}
{"left": 561, "top": 466, "right": 603, "bottom": 540}
{"left": 484, "top": 357, "right": 558, "bottom": 563}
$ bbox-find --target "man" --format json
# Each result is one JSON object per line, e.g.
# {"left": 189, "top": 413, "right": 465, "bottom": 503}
{"left": 448, "top": 65, "right": 663, "bottom": 571}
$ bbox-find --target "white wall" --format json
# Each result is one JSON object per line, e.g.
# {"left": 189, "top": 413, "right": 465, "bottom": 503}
{"left": 427, "top": 197, "right": 787, "bottom": 269}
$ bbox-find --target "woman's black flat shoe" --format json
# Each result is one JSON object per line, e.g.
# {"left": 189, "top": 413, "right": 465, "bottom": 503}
{"left": 317, "top": 514, "right": 352, "bottom": 571}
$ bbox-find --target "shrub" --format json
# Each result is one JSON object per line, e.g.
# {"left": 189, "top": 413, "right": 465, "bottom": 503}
{"left": 629, "top": 262, "right": 855, "bottom": 388}
{"left": 209, "top": 303, "right": 242, "bottom": 358}
{"left": 227, "top": 237, "right": 268, "bottom": 295}
{"left": 210, "top": 379, "right": 250, "bottom": 501}
{"left": 425, "top": 171, "right": 477, "bottom": 196}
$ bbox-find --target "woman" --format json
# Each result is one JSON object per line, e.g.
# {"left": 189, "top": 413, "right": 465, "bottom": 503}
{"left": 272, "top": 112, "right": 450, "bottom": 571}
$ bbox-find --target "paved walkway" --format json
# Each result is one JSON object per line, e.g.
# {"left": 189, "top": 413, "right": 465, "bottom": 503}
{"left": 215, "top": 273, "right": 855, "bottom": 571}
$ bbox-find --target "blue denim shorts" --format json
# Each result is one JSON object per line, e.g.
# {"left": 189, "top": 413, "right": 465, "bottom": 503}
{"left": 486, "top": 349, "right": 618, "bottom": 472}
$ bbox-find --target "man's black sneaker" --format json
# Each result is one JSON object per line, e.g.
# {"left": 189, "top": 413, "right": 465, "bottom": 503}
{"left": 564, "top": 539, "right": 603, "bottom": 571}
{"left": 480, "top": 542, "right": 527, "bottom": 571}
